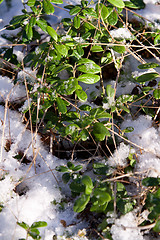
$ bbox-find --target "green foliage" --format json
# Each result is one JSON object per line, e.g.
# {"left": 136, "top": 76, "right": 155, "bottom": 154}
{"left": 0, "top": 0, "right": 160, "bottom": 237}
{"left": 17, "top": 221, "right": 47, "bottom": 239}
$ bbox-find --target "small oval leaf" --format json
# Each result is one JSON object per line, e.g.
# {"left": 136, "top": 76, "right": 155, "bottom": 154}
{"left": 47, "top": 26, "right": 58, "bottom": 41}
{"left": 76, "top": 89, "right": 87, "bottom": 102}
{"left": 107, "top": 0, "right": 125, "bottom": 8}
{"left": 153, "top": 89, "right": 160, "bottom": 99}
{"left": 93, "top": 122, "right": 110, "bottom": 141}
{"left": 73, "top": 16, "right": 80, "bottom": 29}
{"left": 70, "top": 6, "right": 81, "bottom": 15}
{"left": 73, "top": 194, "right": 90, "bottom": 212}
{"left": 136, "top": 72, "right": 159, "bottom": 83}
{"left": 56, "top": 97, "right": 67, "bottom": 114}
{"left": 31, "top": 221, "right": 47, "bottom": 229}
{"left": 77, "top": 74, "right": 100, "bottom": 84}
{"left": 138, "top": 63, "right": 160, "bottom": 69}
{"left": 43, "top": 0, "right": 55, "bottom": 14}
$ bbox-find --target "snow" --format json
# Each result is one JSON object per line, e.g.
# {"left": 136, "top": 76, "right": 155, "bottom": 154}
{"left": 111, "top": 212, "right": 144, "bottom": 240}
{"left": 0, "top": 75, "right": 26, "bottom": 102}
{"left": 121, "top": 115, "right": 160, "bottom": 177}
{"left": 110, "top": 27, "right": 133, "bottom": 40}
{"left": 107, "top": 142, "right": 134, "bottom": 167}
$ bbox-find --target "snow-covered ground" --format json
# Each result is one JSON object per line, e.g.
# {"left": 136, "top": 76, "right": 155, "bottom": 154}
{"left": 0, "top": 0, "right": 160, "bottom": 239}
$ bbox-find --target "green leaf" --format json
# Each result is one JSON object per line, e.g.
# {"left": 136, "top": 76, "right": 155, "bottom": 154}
{"left": 65, "top": 124, "right": 79, "bottom": 135}
{"left": 82, "top": 176, "right": 93, "bottom": 195}
{"left": 73, "top": 194, "right": 90, "bottom": 212}
{"left": 0, "top": 0, "right": 4, "bottom": 4}
{"left": 36, "top": 19, "right": 48, "bottom": 33}
{"left": 80, "top": 129, "right": 89, "bottom": 141}
{"left": 107, "top": 10, "right": 118, "bottom": 25}
{"left": 148, "top": 205, "right": 160, "bottom": 220}
{"left": 117, "top": 199, "right": 134, "bottom": 214}
{"left": 47, "top": 26, "right": 58, "bottom": 41}
{"left": 73, "top": 16, "right": 80, "bottom": 29}
{"left": 93, "top": 163, "right": 109, "bottom": 175}
{"left": 56, "top": 97, "right": 67, "bottom": 114}
{"left": 72, "top": 165, "right": 83, "bottom": 171}
{"left": 70, "top": 181, "right": 85, "bottom": 193}
{"left": 106, "top": 85, "right": 115, "bottom": 98}
{"left": 76, "top": 89, "right": 87, "bottom": 102}
{"left": 30, "top": 17, "right": 36, "bottom": 27}
{"left": 52, "top": 64, "right": 72, "bottom": 74}
{"left": 153, "top": 219, "right": 160, "bottom": 232}
{"left": 17, "top": 222, "right": 29, "bottom": 230}
{"left": 28, "top": 229, "right": 40, "bottom": 239}
{"left": 130, "top": 0, "right": 145, "bottom": 9}
{"left": 142, "top": 177, "right": 160, "bottom": 187}
{"left": 124, "top": 1, "right": 140, "bottom": 8}
{"left": 91, "top": 45, "right": 103, "bottom": 52}
{"left": 10, "top": 15, "right": 27, "bottom": 25}
{"left": 96, "top": 3, "right": 109, "bottom": 20}
{"left": 76, "top": 45, "right": 84, "bottom": 56}
{"left": 112, "top": 45, "right": 126, "bottom": 53}
{"left": 62, "top": 173, "right": 71, "bottom": 183}
{"left": 79, "top": 104, "right": 91, "bottom": 111}
{"left": 31, "top": 221, "right": 47, "bottom": 229}
{"left": 55, "top": 44, "right": 68, "bottom": 56}
{"left": 96, "top": 111, "right": 112, "bottom": 119}
{"left": 138, "top": 63, "right": 160, "bottom": 69}
{"left": 153, "top": 89, "right": 160, "bottom": 99}
{"left": 77, "top": 59, "right": 101, "bottom": 74}
{"left": 107, "top": 0, "right": 125, "bottom": 8}
{"left": 43, "top": 0, "right": 55, "bottom": 14}
{"left": 26, "top": 23, "right": 33, "bottom": 40}
{"left": 136, "top": 72, "right": 159, "bottom": 83}
{"left": 154, "top": 34, "right": 160, "bottom": 45}
{"left": 27, "top": 0, "right": 36, "bottom": 7}
{"left": 55, "top": 166, "right": 69, "bottom": 172}
{"left": 77, "top": 74, "right": 100, "bottom": 84}
{"left": 51, "top": 0, "right": 63, "bottom": 4}
{"left": 93, "top": 189, "right": 111, "bottom": 205}
{"left": 70, "top": 6, "right": 81, "bottom": 15}
{"left": 93, "top": 122, "right": 110, "bottom": 141}
{"left": 67, "top": 161, "right": 74, "bottom": 170}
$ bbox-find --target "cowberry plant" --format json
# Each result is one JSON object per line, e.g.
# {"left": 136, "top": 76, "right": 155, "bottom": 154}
{"left": 1, "top": 0, "right": 160, "bottom": 238}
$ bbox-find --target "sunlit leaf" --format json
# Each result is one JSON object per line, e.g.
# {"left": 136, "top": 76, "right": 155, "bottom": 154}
{"left": 93, "top": 122, "right": 110, "bottom": 141}
{"left": 76, "top": 89, "right": 87, "bottom": 102}
{"left": 27, "top": 0, "right": 36, "bottom": 7}
{"left": 153, "top": 89, "right": 160, "bottom": 99}
{"left": 138, "top": 63, "right": 160, "bottom": 69}
{"left": 56, "top": 97, "right": 67, "bottom": 114}
{"left": 77, "top": 59, "right": 101, "bottom": 74}
{"left": 73, "top": 194, "right": 90, "bottom": 212}
{"left": 36, "top": 19, "right": 48, "bottom": 33}
{"left": 77, "top": 74, "right": 100, "bottom": 84}
{"left": 43, "top": 0, "right": 55, "bottom": 14}
{"left": 82, "top": 176, "right": 93, "bottom": 195}
{"left": 73, "top": 16, "right": 80, "bottom": 29}
{"left": 47, "top": 26, "right": 58, "bottom": 41}
{"left": 91, "top": 45, "right": 103, "bottom": 52}
{"left": 55, "top": 44, "right": 68, "bottom": 56}
{"left": 136, "top": 72, "right": 159, "bottom": 83}
{"left": 31, "top": 221, "right": 47, "bottom": 229}
{"left": 69, "top": 6, "right": 81, "bottom": 15}
{"left": 107, "top": 0, "right": 125, "bottom": 8}
{"left": 51, "top": 0, "right": 63, "bottom": 4}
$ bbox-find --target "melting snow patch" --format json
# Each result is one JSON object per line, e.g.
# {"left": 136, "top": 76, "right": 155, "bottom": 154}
{"left": 111, "top": 212, "right": 144, "bottom": 240}
{"left": 0, "top": 75, "right": 26, "bottom": 102}
{"left": 121, "top": 115, "right": 160, "bottom": 177}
